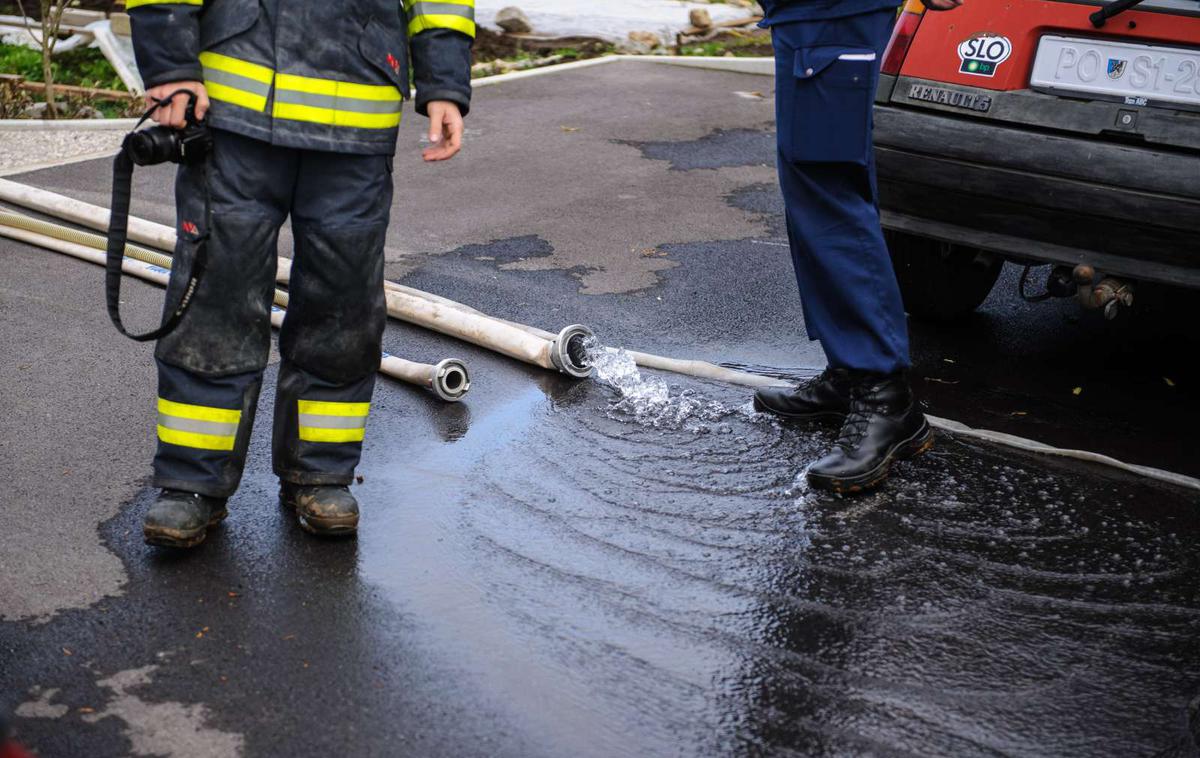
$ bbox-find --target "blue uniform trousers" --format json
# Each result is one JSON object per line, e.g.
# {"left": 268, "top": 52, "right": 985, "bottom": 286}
{"left": 772, "top": 9, "right": 910, "bottom": 374}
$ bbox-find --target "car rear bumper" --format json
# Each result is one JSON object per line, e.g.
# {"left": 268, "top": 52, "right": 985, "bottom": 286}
{"left": 872, "top": 86, "right": 1200, "bottom": 289}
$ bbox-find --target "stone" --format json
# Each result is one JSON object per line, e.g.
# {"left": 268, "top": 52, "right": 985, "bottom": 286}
{"left": 689, "top": 8, "right": 713, "bottom": 29}
{"left": 627, "top": 30, "right": 662, "bottom": 49}
{"left": 495, "top": 6, "right": 533, "bottom": 34}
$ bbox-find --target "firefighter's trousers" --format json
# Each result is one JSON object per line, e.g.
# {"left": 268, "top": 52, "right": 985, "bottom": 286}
{"left": 772, "top": 9, "right": 911, "bottom": 374}
{"left": 152, "top": 129, "right": 391, "bottom": 499}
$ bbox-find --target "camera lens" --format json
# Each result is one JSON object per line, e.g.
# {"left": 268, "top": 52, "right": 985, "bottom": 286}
{"left": 126, "top": 127, "right": 178, "bottom": 166}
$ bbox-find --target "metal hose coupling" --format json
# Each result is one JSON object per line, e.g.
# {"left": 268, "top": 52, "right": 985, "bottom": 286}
{"left": 432, "top": 358, "right": 471, "bottom": 402}
{"left": 550, "top": 324, "right": 595, "bottom": 378}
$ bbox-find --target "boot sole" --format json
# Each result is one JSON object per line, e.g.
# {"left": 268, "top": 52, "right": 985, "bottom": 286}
{"left": 752, "top": 396, "right": 846, "bottom": 422}
{"left": 280, "top": 495, "right": 358, "bottom": 537}
{"left": 806, "top": 422, "right": 934, "bottom": 495}
{"left": 143, "top": 508, "right": 228, "bottom": 549}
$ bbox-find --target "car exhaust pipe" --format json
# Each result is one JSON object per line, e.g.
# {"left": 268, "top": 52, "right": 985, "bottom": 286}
{"left": 1072, "top": 264, "right": 1133, "bottom": 319}
{"left": 0, "top": 217, "right": 471, "bottom": 402}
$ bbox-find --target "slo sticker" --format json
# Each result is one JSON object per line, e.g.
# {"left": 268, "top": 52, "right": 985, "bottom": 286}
{"left": 957, "top": 34, "right": 1012, "bottom": 77}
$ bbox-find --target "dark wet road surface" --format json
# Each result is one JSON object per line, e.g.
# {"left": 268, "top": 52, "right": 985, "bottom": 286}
{"left": 3, "top": 61, "right": 1199, "bottom": 756}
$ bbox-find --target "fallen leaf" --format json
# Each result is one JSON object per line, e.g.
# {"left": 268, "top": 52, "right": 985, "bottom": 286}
{"left": 1072, "top": 387, "right": 1083, "bottom": 396}
{"left": 560, "top": 125, "right": 580, "bottom": 132}
{"left": 78, "top": 707, "right": 94, "bottom": 714}
{"left": 227, "top": 591, "right": 239, "bottom": 598}
{"left": 1164, "top": 377, "right": 1176, "bottom": 387}
{"left": 62, "top": 647, "right": 73, "bottom": 656}
{"left": 1010, "top": 411, "right": 1028, "bottom": 417}
{"left": 282, "top": 634, "right": 296, "bottom": 641}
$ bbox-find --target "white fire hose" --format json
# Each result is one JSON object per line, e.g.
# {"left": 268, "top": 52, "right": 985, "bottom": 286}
{"left": 0, "top": 214, "right": 470, "bottom": 402}
{"left": 1, "top": 179, "right": 1197, "bottom": 493}
{"left": 0, "top": 178, "right": 594, "bottom": 379}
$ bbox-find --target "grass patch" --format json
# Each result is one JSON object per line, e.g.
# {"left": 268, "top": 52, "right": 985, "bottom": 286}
{"left": 0, "top": 42, "right": 128, "bottom": 90}
{"left": 679, "top": 32, "right": 772, "bottom": 58}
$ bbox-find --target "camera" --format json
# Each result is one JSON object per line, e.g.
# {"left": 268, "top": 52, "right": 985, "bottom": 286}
{"left": 123, "top": 92, "right": 212, "bottom": 167}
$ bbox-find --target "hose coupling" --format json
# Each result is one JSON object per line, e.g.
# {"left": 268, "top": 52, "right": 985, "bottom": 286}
{"left": 550, "top": 324, "right": 595, "bottom": 378}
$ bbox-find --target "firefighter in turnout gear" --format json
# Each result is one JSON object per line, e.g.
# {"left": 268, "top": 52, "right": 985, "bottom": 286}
{"left": 128, "top": 0, "right": 474, "bottom": 546}
{"left": 752, "top": 0, "right": 962, "bottom": 493}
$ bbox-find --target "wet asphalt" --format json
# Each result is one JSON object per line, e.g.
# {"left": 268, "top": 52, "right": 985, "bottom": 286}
{"left": 1, "top": 60, "right": 1198, "bottom": 757}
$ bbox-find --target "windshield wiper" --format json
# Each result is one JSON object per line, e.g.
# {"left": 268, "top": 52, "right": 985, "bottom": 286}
{"left": 1089, "top": 0, "right": 1148, "bottom": 27}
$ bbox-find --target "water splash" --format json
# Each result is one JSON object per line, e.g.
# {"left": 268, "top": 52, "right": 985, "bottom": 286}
{"left": 582, "top": 338, "right": 766, "bottom": 430}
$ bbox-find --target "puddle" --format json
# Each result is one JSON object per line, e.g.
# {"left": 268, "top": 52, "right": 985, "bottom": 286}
{"left": 355, "top": 350, "right": 1200, "bottom": 756}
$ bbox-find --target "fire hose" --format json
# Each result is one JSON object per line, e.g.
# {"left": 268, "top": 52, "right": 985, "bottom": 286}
{"left": 0, "top": 213, "right": 470, "bottom": 402}
{"left": 2, "top": 179, "right": 1197, "bottom": 492}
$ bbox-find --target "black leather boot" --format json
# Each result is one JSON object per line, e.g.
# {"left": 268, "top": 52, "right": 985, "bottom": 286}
{"left": 280, "top": 483, "right": 359, "bottom": 536}
{"left": 753, "top": 367, "right": 854, "bottom": 421}
{"left": 806, "top": 372, "right": 933, "bottom": 494}
{"left": 143, "top": 489, "right": 228, "bottom": 548}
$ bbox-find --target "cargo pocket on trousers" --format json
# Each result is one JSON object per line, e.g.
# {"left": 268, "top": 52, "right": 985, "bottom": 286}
{"left": 779, "top": 46, "right": 877, "bottom": 165}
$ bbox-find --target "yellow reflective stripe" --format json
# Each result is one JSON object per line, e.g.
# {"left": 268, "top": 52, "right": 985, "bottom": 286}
{"left": 126, "top": 0, "right": 202, "bottom": 7}
{"left": 408, "top": 14, "right": 476, "bottom": 37}
{"left": 198, "top": 51, "right": 273, "bottom": 85}
{"left": 298, "top": 426, "right": 367, "bottom": 443}
{"left": 157, "top": 397, "right": 241, "bottom": 424}
{"left": 199, "top": 52, "right": 273, "bottom": 113}
{"left": 157, "top": 425, "right": 237, "bottom": 451}
{"left": 297, "top": 400, "right": 371, "bottom": 417}
{"left": 272, "top": 102, "right": 401, "bottom": 129}
{"left": 204, "top": 80, "right": 268, "bottom": 112}
{"left": 275, "top": 73, "right": 401, "bottom": 102}
{"left": 297, "top": 400, "right": 370, "bottom": 444}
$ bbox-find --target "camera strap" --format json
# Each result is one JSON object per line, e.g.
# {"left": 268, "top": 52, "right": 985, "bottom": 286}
{"left": 105, "top": 96, "right": 210, "bottom": 342}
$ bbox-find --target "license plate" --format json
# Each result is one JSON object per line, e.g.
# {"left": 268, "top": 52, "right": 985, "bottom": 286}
{"left": 1030, "top": 35, "right": 1200, "bottom": 109}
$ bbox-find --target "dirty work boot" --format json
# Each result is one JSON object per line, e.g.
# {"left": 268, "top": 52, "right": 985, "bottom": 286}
{"left": 753, "top": 367, "right": 854, "bottom": 421}
{"left": 143, "top": 489, "right": 228, "bottom": 548}
{"left": 806, "top": 372, "right": 933, "bottom": 494}
{"left": 280, "top": 483, "right": 359, "bottom": 536}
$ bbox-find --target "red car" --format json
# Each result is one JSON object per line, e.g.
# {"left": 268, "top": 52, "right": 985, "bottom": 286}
{"left": 874, "top": 0, "right": 1200, "bottom": 318}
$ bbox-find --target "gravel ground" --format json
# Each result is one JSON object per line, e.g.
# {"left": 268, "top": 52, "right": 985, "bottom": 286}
{"left": 0, "top": 126, "right": 126, "bottom": 175}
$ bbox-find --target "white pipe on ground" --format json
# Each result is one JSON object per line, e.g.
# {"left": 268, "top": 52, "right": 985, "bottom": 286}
{"left": 5, "top": 181, "right": 1199, "bottom": 491}
{"left": 0, "top": 181, "right": 595, "bottom": 377}
{"left": 0, "top": 222, "right": 470, "bottom": 401}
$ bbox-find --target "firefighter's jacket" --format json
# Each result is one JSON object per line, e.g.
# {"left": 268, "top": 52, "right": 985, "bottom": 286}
{"left": 127, "top": 0, "right": 474, "bottom": 154}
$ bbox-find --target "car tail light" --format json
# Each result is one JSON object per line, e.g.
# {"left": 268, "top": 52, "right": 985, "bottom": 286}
{"left": 881, "top": 0, "right": 927, "bottom": 75}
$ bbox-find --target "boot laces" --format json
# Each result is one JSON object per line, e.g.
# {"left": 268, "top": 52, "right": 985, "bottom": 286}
{"left": 835, "top": 403, "right": 872, "bottom": 450}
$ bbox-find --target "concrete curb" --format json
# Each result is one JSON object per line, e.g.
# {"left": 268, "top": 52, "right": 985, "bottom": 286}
{"left": 0, "top": 117, "right": 139, "bottom": 131}
{"left": 0, "top": 55, "right": 773, "bottom": 130}
{"left": 473, "top": 54, "right": 773, "bottom": 88}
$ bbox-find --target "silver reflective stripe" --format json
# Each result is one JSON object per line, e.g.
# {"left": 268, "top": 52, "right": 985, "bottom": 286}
{"left": 202, "top": 66, "right": 273, "bottom": 97}
{"left": 157, "top": 413, "right": 240, "bottom": 437}
{"left": 273, "top": 89, "right": 402, "bottom": 114}
{"left": 410, "top": 1, "right": 475, "bottom": 19}
{"left": 298, "top": 413, "right": 369, "bottom": 430}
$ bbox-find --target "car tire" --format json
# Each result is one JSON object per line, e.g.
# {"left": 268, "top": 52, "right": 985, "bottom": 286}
{"left": 886, "top": 230, "right": 1003, "bottom": 321}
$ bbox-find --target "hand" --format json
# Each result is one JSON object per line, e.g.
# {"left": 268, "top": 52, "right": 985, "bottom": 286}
{"left": 921, "top": 0, "right": 964, "bottom": 10}
{"left": 144, "top": 82, "right": 209, "bottom": 128}
{"left": 422, "top": 100, "right": 464, "bottom": 162}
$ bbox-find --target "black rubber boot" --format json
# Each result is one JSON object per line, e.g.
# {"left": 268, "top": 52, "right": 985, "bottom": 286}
{"left": 806, "top": 372, "right": 933, "bottom": 494}
{"left": 143, "top": 489, "right": 228, "bottom": 548}
{"left": 753, "top": 367, "right": 854, "bottom": 421}
{"left": 280, "top": 483, "right": 359, "bottom": 536}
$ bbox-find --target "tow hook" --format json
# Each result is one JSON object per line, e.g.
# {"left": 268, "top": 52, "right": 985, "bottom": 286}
{"left": 1073, "top": 265, "right": 1134, "bottom": 319}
